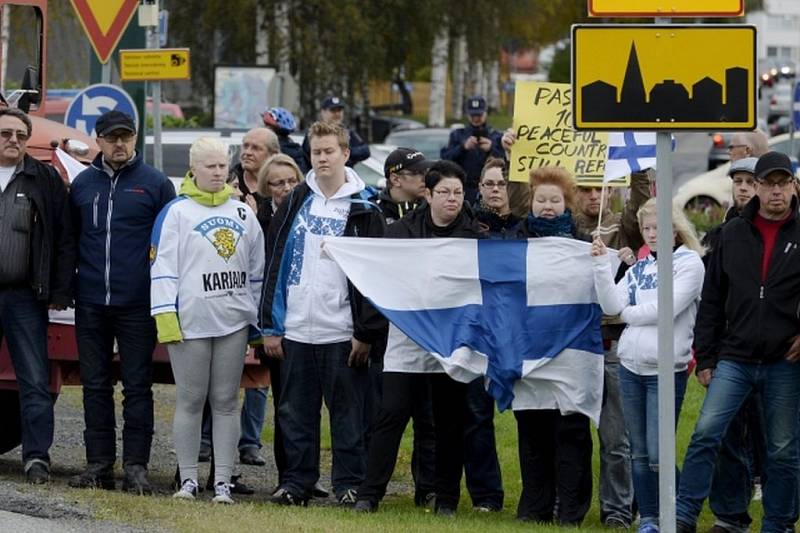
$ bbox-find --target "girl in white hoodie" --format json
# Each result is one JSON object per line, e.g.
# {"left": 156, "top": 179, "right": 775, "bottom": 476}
{"left": 591, "top": 198, "right": 704, "bottom": 533}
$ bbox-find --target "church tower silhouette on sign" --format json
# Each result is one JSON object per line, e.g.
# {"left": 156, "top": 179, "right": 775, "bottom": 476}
{"left": 581, "top": 42, "right": 749, "bottom": 124}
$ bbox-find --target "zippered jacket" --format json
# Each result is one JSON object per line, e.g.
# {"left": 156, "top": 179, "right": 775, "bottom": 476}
{"left": 150, "top": 175, "right": 264, "bottom": 339}
{"left": 593, "top": 246, "right": 705, "bottom": 375}
{"left": 15, "top": 155, "right": 75, "bottom": 306}
{"left": 70, "top": 151, "right": 176, "bottom": 306}
{"left": 260, "top": 169, "right": 386, "bottom": 344}
{"left": 694, "top": 196, "right": 800, "bottom": 371}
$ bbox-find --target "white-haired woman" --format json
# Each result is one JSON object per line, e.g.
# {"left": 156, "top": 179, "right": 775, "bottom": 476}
{"left": 591, "top": 197, "right": 705, "bottom": 533}
{"left": 150, "top": 137, "right": 265, "bottom": 503}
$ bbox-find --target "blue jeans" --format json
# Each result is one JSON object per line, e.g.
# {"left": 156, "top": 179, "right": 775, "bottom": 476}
{"left": 278, "top": 339, "right": 368, "bottom": 499}
{"left": 239, "top": 387, "right": 268, "bottom": 451}
{"left": 618, "top": 365, "right": 687, "bottom": 525}
{"left": 1, "top": 288, "right": 52, "bottom": 464}
{"left": 75, "top": 302, "right": 156, "bottom": 467}
{"left": 708, "top": 394, "right": 765, "bottom": 532}
{"left": 464, "top": 377, "right": 504, "bottom": 509}
{"left": 677, "top": 359, "right": 800, "bottom": 533}
{"left": 598, "top": 358, "right": 633, "bottom": 525}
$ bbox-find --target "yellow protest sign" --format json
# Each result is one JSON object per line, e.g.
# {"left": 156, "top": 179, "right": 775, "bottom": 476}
{"left": 510, "top": 82, "right": 624, "bottom": 186}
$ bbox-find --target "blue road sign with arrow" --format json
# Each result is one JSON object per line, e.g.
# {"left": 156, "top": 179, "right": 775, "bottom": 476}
{"left": 64, "top": 83, "right": 139, "bottom": 137}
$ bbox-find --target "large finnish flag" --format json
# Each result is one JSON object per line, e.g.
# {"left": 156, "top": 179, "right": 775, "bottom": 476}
{"left": 322, "top": 237, "right": 606, "bottom": 423}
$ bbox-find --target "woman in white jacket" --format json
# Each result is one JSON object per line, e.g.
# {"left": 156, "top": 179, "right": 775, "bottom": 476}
{"left": 149, "top": 137, "right": 265, "bottom": 504}
{"left": 591, "top": 197, "right": 704, "bottom": 533}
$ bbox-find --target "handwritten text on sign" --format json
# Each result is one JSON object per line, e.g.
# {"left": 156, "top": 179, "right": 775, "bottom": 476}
{"left": 510, "top": 82, "right": 609, "bottom": 184}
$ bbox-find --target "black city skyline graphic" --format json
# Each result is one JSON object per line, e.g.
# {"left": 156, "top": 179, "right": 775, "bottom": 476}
{"left": 581, "top": 42, "right": 749, "bottom": 123}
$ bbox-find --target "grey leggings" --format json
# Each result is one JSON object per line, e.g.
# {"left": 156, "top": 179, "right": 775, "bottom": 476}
{"left": 168, "top": 327, "right": 248, "bottom": 485}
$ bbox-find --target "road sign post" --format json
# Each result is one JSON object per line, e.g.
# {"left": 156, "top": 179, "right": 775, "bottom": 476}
{"left": 573, "top": 6, "right": 752, "bottom": 532}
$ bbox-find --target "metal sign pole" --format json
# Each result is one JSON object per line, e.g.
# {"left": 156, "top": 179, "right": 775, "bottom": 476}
{"left": 656, "top": 131, "right": 676, "bottom": 533}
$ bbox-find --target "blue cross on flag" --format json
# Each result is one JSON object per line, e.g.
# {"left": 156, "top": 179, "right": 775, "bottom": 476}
{"left": 322, "top": 236, "right": 607, "bottom": 422}
{"left": 604, "top": 132, "right": 675, "bottom": 183}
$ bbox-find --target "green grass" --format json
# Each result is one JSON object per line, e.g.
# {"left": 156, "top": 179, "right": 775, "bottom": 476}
{"left": 67, "top": 379, "right": 766, "bottom": 532}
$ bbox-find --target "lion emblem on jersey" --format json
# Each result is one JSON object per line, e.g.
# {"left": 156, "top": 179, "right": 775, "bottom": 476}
{"left": 212, "top": 228, "right": 237, "bottom": 260}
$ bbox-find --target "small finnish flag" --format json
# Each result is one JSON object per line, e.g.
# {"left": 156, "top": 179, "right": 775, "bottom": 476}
{"left": 604, "top": 132, "right": 672, "bottom": 183}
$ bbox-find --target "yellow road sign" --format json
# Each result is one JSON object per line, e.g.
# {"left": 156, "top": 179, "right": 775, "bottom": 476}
{"left": 119, "top": 48, "right": 191, "bottom": 81}
{"left": 588, "top": 0, "right": 744, "bottom": 17}
{"left": 572, "top": 25, "right": 756, "bottom": 131}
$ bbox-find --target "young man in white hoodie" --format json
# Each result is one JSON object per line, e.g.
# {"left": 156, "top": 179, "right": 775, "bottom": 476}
{"left": 261, "top": 121, "right": 386, "bottom": 506}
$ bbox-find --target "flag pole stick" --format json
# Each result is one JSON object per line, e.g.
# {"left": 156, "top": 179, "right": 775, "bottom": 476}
{"left": 596, "top": 184, "right": 608, "bottom": 237}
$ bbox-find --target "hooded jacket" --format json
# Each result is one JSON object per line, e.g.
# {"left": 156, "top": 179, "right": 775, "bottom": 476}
{"left": 593, "top": 245, "right": 705, "bottom": 375}
{"left": 694, "top": 197, "right": 800, "bottom": 371}
{"left": 150, "top": 174, "right": 264, "bottom": 341}
{"left": 260, "top": 167, "right": 386, "bottom": 344}
{"left": 70, "top": 151, "right": 175, "bottom": 306}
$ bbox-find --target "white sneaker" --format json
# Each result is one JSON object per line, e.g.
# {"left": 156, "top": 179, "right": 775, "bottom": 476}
{"left": 212, "top": 482, "right": 235, "bottom": 504}
{"left": 173, "top": 478, "right": 198, "bottom": 500}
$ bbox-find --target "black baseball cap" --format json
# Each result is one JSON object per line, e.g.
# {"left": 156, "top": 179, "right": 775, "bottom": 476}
{"left": 95, "top": 110, "right": 136, "bottom": 137}
{"left": 754, "top": 151, "right": 794, "bottom": 181}
{"left": 383, "top": 148, "right": 433, "bottom": 179}
{"left": 321, "top": 96, "right": 345, "bottom": 110}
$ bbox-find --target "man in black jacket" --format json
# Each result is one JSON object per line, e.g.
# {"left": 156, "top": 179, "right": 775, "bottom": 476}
{"left": 262, "top": 121, "right": 386, "bottom": 506}
{"left": 0, "top": 107, "right": 75, "bottom": 483}
{"left": 373, "top": 147, "right": 431, "bottom": 225}
{"left": 676, "top": 152, "right": 800, "bottom": 533}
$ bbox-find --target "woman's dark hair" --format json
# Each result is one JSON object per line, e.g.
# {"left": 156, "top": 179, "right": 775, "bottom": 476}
{"left": 425, "top": 160, "right": 466, "bottom": 190}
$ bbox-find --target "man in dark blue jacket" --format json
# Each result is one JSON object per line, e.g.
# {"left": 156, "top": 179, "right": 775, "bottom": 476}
{"left": 68, "top": 111, "right": 175, "bottom": 494}
{"left": 302, "top": 96, "right": 370, "bottom": 168}
{"left": 441, "top": 96, "right": 504, "bottom": 205}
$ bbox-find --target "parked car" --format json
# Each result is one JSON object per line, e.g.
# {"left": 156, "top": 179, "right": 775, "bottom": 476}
{"left": 45, "top": 95, "right": 185, "bottom": 124}
{"left": 768, "top": 82, "right": 793, "bottom": 120}
{"left": 384, "top": 127, "right": 452, "bottom": 160}
{"left": 706, "top": 132, "right": 733, "bottom": 170}
{"left": 676, "top": 131, "right": 800, "bottom": 211}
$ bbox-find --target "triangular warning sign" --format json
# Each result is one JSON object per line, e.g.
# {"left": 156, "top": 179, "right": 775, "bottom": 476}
{"left": 70, "top": 0, "right": 140, "bottom": 64}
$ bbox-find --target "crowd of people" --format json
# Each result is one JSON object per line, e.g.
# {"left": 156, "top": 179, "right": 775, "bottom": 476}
{"left": 1, "top": 94, "right": 799, "bottom": 532}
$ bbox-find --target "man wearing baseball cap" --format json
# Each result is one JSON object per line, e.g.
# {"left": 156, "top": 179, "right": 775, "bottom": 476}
{"left": 302, "top": 95, "right": 370, "bottom": 168}
{"left": 69, "top": 110, "right": 175, "bottom": 494}
{"left": 676, "top": 151, "right": 800, "bottom": 533}
{"left": 441, "top": 96, "right": 504, "bottom": 204}
{"left": 373, "top": 148, "right": 432, "bottom": 225}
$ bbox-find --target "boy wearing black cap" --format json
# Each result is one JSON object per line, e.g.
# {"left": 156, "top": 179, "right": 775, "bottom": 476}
{"left": 302, "top": 95, "right": 370, "bottom": 167}
{"left": 441, "top": 95, "right": 504, "bottom": 204}
{"left": 373, "top": 148, "right": 432, "bottom": 225}
{"left": 676, "top": 151, "right": 800, "bottom": 533}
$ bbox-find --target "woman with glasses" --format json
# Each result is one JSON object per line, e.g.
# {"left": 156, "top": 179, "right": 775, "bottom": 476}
{"left": 474, "top": 158, "right": 521, "bottom": 239}
{"left": 514, "top": 166, "right": 593, "bottom": 526}
{"left": 354, "top": 160, "right": 487, "bottom": 516}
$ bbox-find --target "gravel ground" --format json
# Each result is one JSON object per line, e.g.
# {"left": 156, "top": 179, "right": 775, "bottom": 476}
{"left": 0, "top": 384, "right": 411, "bottom": 531}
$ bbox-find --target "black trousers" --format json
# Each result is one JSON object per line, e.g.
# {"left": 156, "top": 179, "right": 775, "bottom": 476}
{"left": 263, "top": 352, "right": 287, "bottom": 483}
{"left": 514, "top": 409, "right": 593, "bottom": 525}
{"left": 429, "top": 373, "right": 469, "bottom": 510}
{"left": 357, "top": 371, "right": 436, "bottom": 503}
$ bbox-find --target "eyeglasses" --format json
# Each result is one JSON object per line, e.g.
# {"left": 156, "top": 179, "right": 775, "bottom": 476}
{"left": 757, "top": 176, "right": 794, "bottom": 188}
{"left": 432, "top": 188, "right": 464, "bottom": 198}
{"left": 101, "top": 132, "right": 135, "bottom": 143}
{"left": 268, "top": 177, "right": 299, "bottom": 188}
{"left": 0, "top": 129, "right": 29, "bottom": 142}
{"left": 727, "top": 144, "right": 747, "bottom": 151}
{"left": 480, "top": 180, "right": 507, "bottom": 189}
